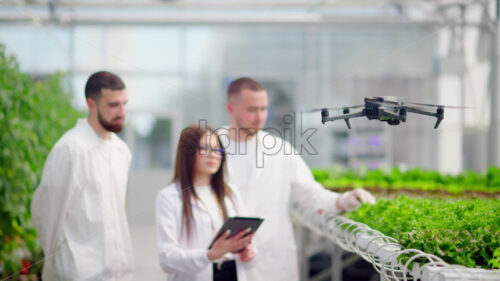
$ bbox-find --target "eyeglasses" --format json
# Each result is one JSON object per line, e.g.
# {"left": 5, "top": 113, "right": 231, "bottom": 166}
{"left": 198, "top": 145, "right": 225, "bottom": 155}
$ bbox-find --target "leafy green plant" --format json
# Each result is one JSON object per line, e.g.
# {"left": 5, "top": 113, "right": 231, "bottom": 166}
{"left": 345, "top": 196, "right": 500, "bottom": 269}
{"left": 0, "top": 44, "right": 81, "bottom": 275}
{"left": 313, "top": 166, "right": 500, "bottom": 194}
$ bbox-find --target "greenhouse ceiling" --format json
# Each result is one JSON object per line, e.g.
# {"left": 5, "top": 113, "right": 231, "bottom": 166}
{"left": 0, "top": 0, "right": 494, "bottom": 26}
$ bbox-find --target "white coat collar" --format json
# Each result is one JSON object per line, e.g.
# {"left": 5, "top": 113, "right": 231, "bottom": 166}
{"left": 246, "top": 130, "right": 266, "bottom": 189}
{"left": 77, "top": 118, "right": 118, "bottom": 145}
{"left": 219, "top": 126, "right": 267, "bottom": 197}
{"left": 173, "top": 182, "right": 220, "bottom": 213}
{"left": 174, "top": 182, "right": 237, "bottom": 215}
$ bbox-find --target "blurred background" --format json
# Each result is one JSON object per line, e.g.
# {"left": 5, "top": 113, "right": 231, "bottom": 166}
{"left": 1, "top": 0, "right": 499, "bottom": 280}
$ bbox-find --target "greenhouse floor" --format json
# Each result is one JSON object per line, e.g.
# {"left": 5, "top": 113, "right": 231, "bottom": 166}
{"left": 130, "top": 225, "right": 164, "bottom": 280}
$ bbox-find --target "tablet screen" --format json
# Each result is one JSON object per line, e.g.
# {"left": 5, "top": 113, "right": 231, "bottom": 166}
{"left": 208, "top": 216, "right": 264, "bottom": 249}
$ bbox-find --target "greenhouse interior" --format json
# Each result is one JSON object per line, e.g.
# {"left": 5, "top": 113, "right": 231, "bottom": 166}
{"left": 1, "top": 0, "right": 499, "bottom": 280}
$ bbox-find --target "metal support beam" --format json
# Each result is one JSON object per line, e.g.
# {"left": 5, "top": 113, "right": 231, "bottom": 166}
{"left": 488, "top": 0, "right": 500, "bottom": 167}
{"left": 0, "top": 0, "right": 492, "bottom": 27}
{"left": 10, "top": 0, "right": 490, "bottom": 9}
{"left": 331, "top": 244, "right": 342, "bottom": 281}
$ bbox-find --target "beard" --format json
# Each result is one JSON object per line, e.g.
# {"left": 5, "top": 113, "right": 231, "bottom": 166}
{"left": 98, "top": 111, "right": 124, "bottom": 133}
{"left": 236, "top": 117, "right": 261, "bottom": 137}
{"left": 240, "top": 127, "right": 259, "bottom": 137}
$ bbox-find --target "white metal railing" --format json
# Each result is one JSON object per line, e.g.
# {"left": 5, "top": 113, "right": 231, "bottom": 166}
{"left": 291, "top": 201, "right": 500, "bottom": 281}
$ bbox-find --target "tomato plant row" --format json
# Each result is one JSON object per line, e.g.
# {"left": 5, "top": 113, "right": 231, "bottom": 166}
{"left": 0, "top": 44, "right": 81, "bottom": 275}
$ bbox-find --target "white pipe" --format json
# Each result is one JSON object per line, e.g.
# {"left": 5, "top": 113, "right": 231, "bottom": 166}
{"left": 8, "top": 0, "right": 480, "bottom": 9}
{"left": 2, "top": 0, "right": 489, "bottom": 9}
{"left": 0, "top": 10, "right": 466, "bottom": 26}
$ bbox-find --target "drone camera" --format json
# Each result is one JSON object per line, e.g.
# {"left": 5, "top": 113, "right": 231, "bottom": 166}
{"left": 388, "top": 119, "right": 400, "bottom": 126}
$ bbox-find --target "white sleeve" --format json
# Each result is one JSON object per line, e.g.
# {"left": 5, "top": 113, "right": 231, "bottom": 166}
{"left": 155, "top": 191, "right": 211, "bottom": 274}
{"left": 31, "top": 144, "right": 78, "bottom": 258}
{"left": 289, "top": 153, "right": 343, "bottom": 215}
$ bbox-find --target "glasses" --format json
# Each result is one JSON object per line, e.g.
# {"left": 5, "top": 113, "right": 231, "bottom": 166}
{"left": 198, "top": 145, "right": 225, "bottom": 155}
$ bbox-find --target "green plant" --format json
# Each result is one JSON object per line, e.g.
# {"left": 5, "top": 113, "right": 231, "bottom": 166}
{"left": 312, "top": 166, "right": 500, "bottom": 194}
{"left": 0, "top": 44, "right": 81, "bottom": 275}
{"left": 345, "top": 196, "right": 500, "bottom": 269}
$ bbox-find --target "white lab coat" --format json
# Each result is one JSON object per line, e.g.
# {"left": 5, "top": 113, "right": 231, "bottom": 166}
{"left": 31, "top": 119, "right": 133, "bottom": 281}
{"left": 156, "top": 182, "right": 254, "bottom": 281}
{"left": 221, "top": 129, "right": 341, "bottom": 281}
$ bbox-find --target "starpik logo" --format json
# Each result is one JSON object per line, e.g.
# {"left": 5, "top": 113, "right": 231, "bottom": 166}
{"left": 185, "top": 113, "right": 318, "bottom": 168}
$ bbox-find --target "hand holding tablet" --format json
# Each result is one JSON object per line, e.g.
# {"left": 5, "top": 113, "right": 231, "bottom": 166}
{"left": 208, "top": 216, "right": 264, "bottom": 249}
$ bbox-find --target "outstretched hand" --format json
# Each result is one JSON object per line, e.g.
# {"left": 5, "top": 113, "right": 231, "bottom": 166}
{"left": 336, "top": 188, "right": 376, "bottom": 212}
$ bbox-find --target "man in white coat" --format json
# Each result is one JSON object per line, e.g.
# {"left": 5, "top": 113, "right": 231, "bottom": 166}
{"left": 219, "top": 77, "right": 376, "bottom": 281}
{"left": 31, "top": 71, "right": 133, "bottom": 280}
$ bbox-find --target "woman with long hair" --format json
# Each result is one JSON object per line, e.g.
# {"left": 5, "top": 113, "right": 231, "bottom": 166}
{"left": 156, "top": 124, "right": 256, "bottom": 281}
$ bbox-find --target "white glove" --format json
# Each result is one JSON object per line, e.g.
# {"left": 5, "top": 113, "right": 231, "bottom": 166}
{"left": 336, "top": 188, "right": 376, "bottom": 212}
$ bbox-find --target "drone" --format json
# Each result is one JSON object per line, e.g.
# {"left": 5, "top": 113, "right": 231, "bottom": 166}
{"left": 304, "top": 96, "right": 470, "bottom": 129}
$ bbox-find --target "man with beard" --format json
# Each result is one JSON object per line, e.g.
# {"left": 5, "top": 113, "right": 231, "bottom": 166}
{"left": 219, "top": 77, "right": 376, "bottom": 281}
{"left": 31, "top": 71, "right": 133, "bottom": 280}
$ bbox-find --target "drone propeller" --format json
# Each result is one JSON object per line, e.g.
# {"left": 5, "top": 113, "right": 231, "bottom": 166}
{"left": 405, "top": 102, "right": 473, "bottom": 109}
{"left": 301, "top": 104, "right": 364, "bottom": 113}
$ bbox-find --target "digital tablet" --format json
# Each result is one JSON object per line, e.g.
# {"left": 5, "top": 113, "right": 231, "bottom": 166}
{"left": 208, "top": 216, "right": 264, "bottom": 249}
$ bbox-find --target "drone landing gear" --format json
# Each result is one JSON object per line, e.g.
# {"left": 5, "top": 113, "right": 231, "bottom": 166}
{"left": 434, "top": 108, "right": 444, "bottom": 129}
{"left": 343, "top": 108, "right": 352, "bottom": 129}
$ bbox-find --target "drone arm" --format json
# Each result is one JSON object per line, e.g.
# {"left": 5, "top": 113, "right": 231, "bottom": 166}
{"left": 406, "top": 107, "right": 437, "bottom": 117}
{"left": 323, "top": 111, "right": 365, "bottom": 130}
{"left": 324, "top": 111, "right": 365, "bottom": 122}
{"left": 406, "top": 106, "right": 444, "bottom": 129}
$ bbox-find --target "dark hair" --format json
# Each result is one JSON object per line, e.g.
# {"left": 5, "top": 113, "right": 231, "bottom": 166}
{"left": 172, "top": 124, "right": 231, "bottom": 239}
{"left": 85, "top": 71, "right": 126, "bottom": 101}
{"left": 227, "top": 77, "right": 264, "bottom": 99}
